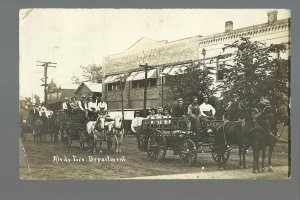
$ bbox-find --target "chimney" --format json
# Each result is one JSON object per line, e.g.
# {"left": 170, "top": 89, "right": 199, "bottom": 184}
{"left": 225, "top": 21, "right": 233, "bottom": 32}
{"left": 267, "top": 10, "right": 278, "bottom": 24}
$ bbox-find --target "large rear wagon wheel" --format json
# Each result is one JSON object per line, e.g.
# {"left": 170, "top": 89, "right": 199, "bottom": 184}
{"left": 147, "top": 130, "right": 167, "bottom": 162}
{"left": 179, "top": 139, "right": 197, "bottom": 166}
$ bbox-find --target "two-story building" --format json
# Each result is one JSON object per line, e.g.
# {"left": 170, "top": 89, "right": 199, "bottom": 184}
{"left": 102, "top": 10, "right": 290, "bottom": 112}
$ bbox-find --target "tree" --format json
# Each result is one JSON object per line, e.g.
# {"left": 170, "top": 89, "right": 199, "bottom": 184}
{"left": 218, "top": 37, "right": 288, "bottom": 120}
{"left": 164, "top": 62, "right": 215, "bottom": 106}
{"left": 71, "top": 64, "right": 103, "bottom": 84}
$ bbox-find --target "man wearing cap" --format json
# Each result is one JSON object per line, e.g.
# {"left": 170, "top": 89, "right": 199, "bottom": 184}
{"left": 200, "top": 96, "right": 216, "bottom": 120}
{"left": 172, "top": 98, "right": 186, "bottom": 117}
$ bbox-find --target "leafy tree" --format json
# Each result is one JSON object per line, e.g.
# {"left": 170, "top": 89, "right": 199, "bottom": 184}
{"left": 71, "top": 64, "right": 102, "bottom": 83}
{"left": 164, "top": 62, "right": 215, "bottom": 106}
{"left": 218, "top": 37, "right": 288, "bottom": 120}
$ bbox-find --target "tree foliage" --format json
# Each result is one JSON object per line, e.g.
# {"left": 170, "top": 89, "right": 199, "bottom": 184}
{"left": 218, "top": 37, "right": 289, "bottom": 120}
{"left": 164, "top": 62, "right": 215, "bottom": 106}
{"left": 71, "top": 64, "right": 103, "bottom": 84}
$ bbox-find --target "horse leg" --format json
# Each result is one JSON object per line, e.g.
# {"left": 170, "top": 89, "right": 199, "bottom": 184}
{"left": 114, "top": 135, "right": 118, "bottom": 154}
{"left": 218, "top": 148, "right": 224, "bottom": 170}
{"left": 238, "top": 145, "right": 243, "bottom": 168}
{"left": 268, "top": 143, "right": 275, "bottom": 172}
{"left": 99, "top": 137, "right": 103, "bottom": 154}
{"left": 119, "top": 130, "right": 124, "bottom": 153}
{"left": 93, "top": 136, "right": 97, "bottom": 154}
{"left": 242, "top": 145, "right": 248, "bottom": 169}
{"left": 252, "top": 143, "right": 259, "bottom": 173}
{"left": 261, "top": 145, "right": 266, "bottom": 172}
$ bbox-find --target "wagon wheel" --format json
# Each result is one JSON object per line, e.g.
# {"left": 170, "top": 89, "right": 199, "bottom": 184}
{"left": 179, "top": 139, "right": 197, "bottom": 166}
{"left": 211, "top": 146, "right": 230, "bottom": 164}
{"left": 146, "top": 130, "right": 167, "bottom": 161}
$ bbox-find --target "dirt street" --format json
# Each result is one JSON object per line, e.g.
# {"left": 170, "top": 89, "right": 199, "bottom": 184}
{"left": 20, "top": 134, "right": 289, "bottom": 180}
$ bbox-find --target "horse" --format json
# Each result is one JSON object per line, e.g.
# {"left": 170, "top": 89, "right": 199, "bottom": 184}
{"left": 86, "top": 116, "right": 106, "bottom": 154}
{"left": 214, "top": 109, "right": 285, "bottom": 173}
{"left": 214, "top": 120, "right": 264, "bottom": 171}
{"left": 259, "top": 111, "right": 288, "bottom": 172}
{"left": 47, "top": 112, "right": 60, "bottom": 143}
{"left": 110, "top": 116, "right": 124, "bottom": 154}
{"left": 31, "top": 118, "right": 45, "bottom": 143}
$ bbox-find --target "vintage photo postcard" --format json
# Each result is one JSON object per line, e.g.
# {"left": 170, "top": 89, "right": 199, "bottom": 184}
{"left": 19, "top": 9, "right": 290, "bottom": 180}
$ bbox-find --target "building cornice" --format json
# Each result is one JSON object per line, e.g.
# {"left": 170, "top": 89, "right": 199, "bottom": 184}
{"left": 199, "top": 18, "right": 290, "bottom": 47}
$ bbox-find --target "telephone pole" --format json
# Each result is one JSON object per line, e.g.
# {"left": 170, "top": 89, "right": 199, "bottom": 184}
{"left": 36, "top": 61, "right": 57, "bottom": 105}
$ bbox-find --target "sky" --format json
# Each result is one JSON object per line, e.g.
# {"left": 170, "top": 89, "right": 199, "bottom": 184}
{"left": 19, "top": 9, "right": 290, "bottom": 100}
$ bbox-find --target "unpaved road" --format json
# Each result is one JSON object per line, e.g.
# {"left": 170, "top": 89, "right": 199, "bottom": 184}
{"left": 20, "top": 134, "right": 289, "bottom": 180}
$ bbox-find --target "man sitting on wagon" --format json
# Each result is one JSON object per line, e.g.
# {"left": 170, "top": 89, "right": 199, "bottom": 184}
{"left": 87, "top": 96, "right": 98, "bottom": 120}
{"left": 187, "top": 97, "right": 206, "bottom": 134}
{"left": 172, "top": 98, "right": 186, "bottom": 117}
{"left": 199, "top": 96, "right": 216, "bottom": 120}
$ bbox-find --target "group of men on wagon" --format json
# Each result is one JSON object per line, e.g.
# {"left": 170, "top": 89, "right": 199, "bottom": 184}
{"left": 131, "top": 96, "right": 216, "bottom": 150}
{"left": 132, "top": 96, "right": 216, "bottom": 130}
{"left": 62, "top": 95, "right": 108, "bottom": 120}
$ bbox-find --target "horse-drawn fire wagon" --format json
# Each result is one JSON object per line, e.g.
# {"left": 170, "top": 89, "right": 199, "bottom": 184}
{"left": 138, "top": 117, "right": 230, "bottom": 166}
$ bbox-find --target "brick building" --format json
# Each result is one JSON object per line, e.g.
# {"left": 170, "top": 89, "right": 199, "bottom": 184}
{"left": 102, "top": 10, "right": 290, "bottom": 111}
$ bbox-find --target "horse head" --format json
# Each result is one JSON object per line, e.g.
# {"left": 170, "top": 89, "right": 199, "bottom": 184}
{"left": 113, "top": 116, "right": 123, "bottom": 130}
{"left": 95, "top": 116, "right": 105, "bottom": 131}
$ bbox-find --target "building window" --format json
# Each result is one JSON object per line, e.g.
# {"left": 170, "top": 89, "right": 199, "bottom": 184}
{"left": 139, "top": 80, "right": 145, "bottom": 88}
{"left": 147, "top": 78, "right": 157, "bottom": 87}
{"left": 107, "top": 83, "right": 113, "bottom": 91}
{"left": 132, "top": 80, "right": 138, "bottom": 88}
{"left": 216, "top": 58, "right": 224, "bottom": 81}
{"left": 131, "top": 79, "right": 157, "bottom": 89}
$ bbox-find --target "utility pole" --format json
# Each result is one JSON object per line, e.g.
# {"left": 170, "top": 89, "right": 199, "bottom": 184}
{"left": 36, "top": 61, "right": 57, "bottom": 105}
{"left": 140, "top": 63, "right": 150, "bottom": 118}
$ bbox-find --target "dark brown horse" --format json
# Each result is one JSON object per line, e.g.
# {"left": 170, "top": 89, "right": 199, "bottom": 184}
{"left": 213, "top": 121, "right": 265, "bottom": 172}
{"left": 214, "top": 108, "right": 286, "bottom": 173}
{"left": 31, "top": 118, "right": 45, "bottom": 143}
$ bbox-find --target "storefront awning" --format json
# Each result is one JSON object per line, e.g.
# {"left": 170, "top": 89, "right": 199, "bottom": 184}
{"left": 103, "top": 74, "right": 124, "bottom": 83}
{"left": 126, "top": 69, "right": 157, "bottom": 81}
{"left": 161, "top": 64, "right": 188, "bottom": 76}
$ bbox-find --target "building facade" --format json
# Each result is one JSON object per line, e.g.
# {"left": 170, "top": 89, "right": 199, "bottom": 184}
{"left": 102, "top": 10, "right": 290, "bottom": 110}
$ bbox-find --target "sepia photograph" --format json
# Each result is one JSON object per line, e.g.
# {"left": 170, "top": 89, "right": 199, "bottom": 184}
{"left": 19, "top": 9, "right": 290, "bottom": 180}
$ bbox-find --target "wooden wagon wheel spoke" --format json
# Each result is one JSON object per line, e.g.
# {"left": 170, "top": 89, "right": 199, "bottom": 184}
{"left": 179, "top": 139, "right": 197, "bottom": 166}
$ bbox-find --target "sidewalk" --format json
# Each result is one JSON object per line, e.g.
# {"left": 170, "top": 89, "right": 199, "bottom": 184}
{"left": 125, "top": 166, "right": 289, "bottom": 180}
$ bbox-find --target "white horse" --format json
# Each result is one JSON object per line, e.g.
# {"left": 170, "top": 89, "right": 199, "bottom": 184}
{"left": 110, "top": 116, "right": 124, "bottom": 154}
{"left": 86, "top": 116, "right": 105, "bottom": 154}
